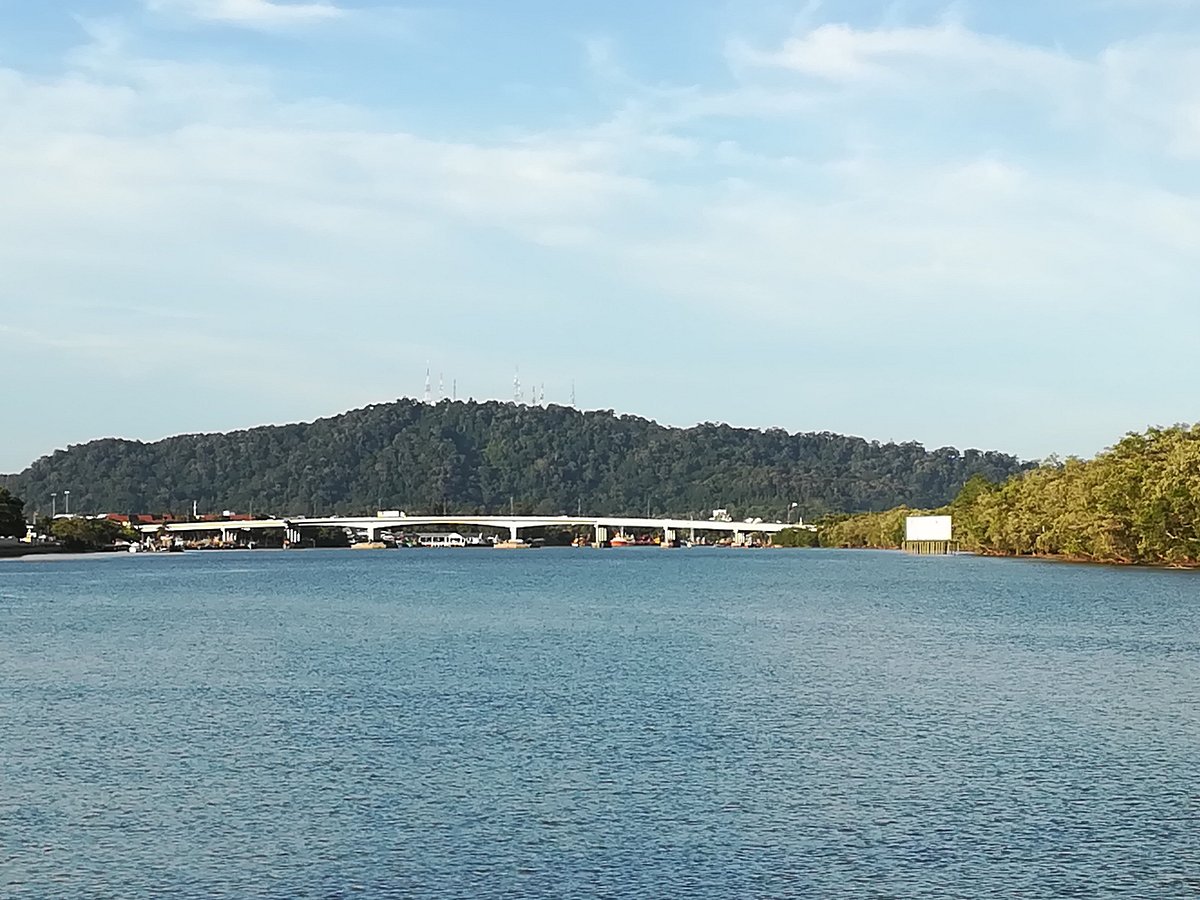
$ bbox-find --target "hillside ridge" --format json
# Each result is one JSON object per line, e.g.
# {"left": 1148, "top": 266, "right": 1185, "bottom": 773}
{"left": 7, "top": 398, "right": 1029, "bottom": 518}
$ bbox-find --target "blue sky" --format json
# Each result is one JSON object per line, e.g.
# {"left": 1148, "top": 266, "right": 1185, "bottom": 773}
{"left": 5, "top": 0, "right": 1200, "bottom": 472}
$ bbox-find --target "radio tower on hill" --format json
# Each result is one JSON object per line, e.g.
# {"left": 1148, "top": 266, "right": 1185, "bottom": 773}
{"left": 424, "top": 364, "right": 432, "bottom": 404}
{"left": 513, "top": 367, "right": 523, "bottom": 404}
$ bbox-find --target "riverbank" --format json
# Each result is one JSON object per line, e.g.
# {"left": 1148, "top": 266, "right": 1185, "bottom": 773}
{"left": 0, "top": 544, "right": 66, "bottom": 559}
{"left": 825, "top": 543, "right": 1200, "bottom": 571}
{"left": 0, "top": 544, "right": 128, "bottom": 559}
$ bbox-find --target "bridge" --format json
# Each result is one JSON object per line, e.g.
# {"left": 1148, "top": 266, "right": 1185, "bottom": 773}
{"left": 137, "top": 514, "right": 797, "bottom": 546}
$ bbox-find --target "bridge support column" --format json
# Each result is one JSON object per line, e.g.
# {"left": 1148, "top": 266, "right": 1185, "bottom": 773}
{"left": 365, "top": 526, "right": 379, "bottom": 542}
{"left": 221, "top": 527, "right": 231, "bottom": 544}
{"left": 662, "top": 526, "right": 675, "bottom": 548}
{"left": 594, "top": 525, "right": 608, "bottom": 547}
{"left": 509, "top": 523, "right": 519, "bottom": 541}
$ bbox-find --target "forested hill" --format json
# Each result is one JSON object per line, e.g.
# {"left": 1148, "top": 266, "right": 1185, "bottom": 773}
{"left": 6, "top": 399, "right": 1028, "bottom": 519}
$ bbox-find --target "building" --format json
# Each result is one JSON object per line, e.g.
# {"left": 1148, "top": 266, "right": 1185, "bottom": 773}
{"left": 417, "top": 532, "right": 467, "bottom": 548}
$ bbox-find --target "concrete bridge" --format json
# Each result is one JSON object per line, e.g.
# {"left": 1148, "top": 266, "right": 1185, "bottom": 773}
{"left": 137, "top": 513, "right": 796, "bottom": 546}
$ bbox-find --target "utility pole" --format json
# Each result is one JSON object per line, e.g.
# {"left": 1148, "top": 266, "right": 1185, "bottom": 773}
{"left": 64, "top": 490, "right": 71, "bottom": 516}
{"left": 51, "top": 492, "right": 57, "bottom": 518}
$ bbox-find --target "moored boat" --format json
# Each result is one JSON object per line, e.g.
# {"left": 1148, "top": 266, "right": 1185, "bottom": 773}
{"left": 494, "top": 538, "right": 531, "bottom": 549}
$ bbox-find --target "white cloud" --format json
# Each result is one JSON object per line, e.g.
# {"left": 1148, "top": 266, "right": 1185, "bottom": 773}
{"left": 730, "top": 19, "right": 1083, "bottom": 91}
{"left": 144, "top": 0, "right": 345, "bottom": 27}
{"left": 7, "top": 10, "right": 1200, "bottom": 467}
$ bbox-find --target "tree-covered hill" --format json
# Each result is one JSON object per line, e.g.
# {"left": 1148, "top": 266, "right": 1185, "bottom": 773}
{"left": 5, "top": 399, "right": 1028, "bottom": 519}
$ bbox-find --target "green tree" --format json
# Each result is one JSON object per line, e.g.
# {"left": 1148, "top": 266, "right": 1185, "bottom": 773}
{"left": 50, "top": 517, "right": 131, "bottom": 551}
{"left": 0, "top": 487, "right": 25, "bottom": 538}
{"left": 773, "top": 527, "right": 820, "bottom": 548}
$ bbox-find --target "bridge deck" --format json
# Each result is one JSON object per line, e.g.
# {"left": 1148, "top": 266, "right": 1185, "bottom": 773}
{"left": 139, "top": 514, "right": 795, "bottom": 535}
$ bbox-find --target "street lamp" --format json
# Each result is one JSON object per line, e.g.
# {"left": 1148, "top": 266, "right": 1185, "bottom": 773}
{"left": 51, "top": 492, "right": 57, "bottom": 518}
{"left": 63, "top": 490, "right": 71, "bottom": 516}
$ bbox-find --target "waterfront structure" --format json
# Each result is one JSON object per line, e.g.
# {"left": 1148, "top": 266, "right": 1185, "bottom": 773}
{"left": 902, "top": 515, "right": 957, "bottom": 555}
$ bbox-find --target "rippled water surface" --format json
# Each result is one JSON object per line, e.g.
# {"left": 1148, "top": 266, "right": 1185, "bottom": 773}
{"left": 2, "top": 548, "right": 1199, "bottom": 898}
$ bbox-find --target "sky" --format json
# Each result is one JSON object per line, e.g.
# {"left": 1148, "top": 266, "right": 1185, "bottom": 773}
{"left": 5, "top": 0, "right": 1200, "bottom": 472}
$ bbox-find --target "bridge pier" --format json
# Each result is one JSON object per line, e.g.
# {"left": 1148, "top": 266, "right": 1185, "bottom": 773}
{"left": 220, "top": 527, "right": 232, "bottom": 544}
{"left": 509, "top": 523, "right": 519, "bottom": 541}
{"left": 594, "top": 524, "right": 608, "bottom": 547}
{"left": 662, "top": 526, "right": 676, "bottom": 548}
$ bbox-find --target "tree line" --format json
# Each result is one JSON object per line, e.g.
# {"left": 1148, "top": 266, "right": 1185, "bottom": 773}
{"left": 0, "top": 487, "right": 134, "bottom": 549}
{"left": 815, "top": 424, "right": 1200, "bottom": 567}
{"left": 5, "top": 399, "right": 1026, "bottom": 520}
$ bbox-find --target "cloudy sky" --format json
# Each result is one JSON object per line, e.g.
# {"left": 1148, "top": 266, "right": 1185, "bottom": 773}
{"left": 4, "top": 0, "right": 1200, "bottom": 472}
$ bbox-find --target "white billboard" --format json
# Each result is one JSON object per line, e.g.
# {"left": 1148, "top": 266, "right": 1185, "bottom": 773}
{"left": 905, "top": 515, "right": 953, "bottom": 542}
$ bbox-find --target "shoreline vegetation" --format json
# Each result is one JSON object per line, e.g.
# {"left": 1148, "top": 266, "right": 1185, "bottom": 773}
{"left": 814, "top": 424, "right": 1200, "bottom": 569}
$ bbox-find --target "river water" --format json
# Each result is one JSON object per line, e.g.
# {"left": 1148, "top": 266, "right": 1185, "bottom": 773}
{"left": 1, "top": 548, "right": 1198, "bottom": 898}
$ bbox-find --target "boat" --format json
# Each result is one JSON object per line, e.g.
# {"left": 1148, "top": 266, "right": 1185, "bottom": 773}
{"left": 494, "top": 538, "right": 531, "bottom": 549}
{"left": 609, "top": 533, "right": 633, "bottom": 547}
{"left": 351, "top": 541, "right": 388, "bottom": 550}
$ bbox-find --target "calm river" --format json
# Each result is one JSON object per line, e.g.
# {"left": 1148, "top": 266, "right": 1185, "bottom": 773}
{"left": 2, "top": 548, "right": 1198, "bottom": 897}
